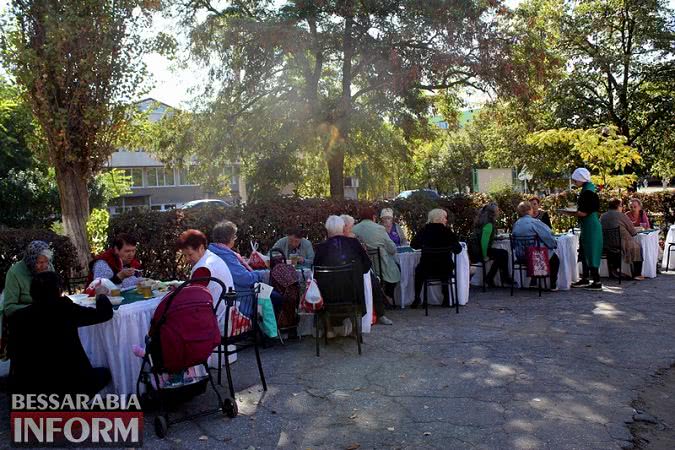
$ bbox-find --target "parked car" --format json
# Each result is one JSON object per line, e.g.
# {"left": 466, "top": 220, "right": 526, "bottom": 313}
{"left": 179, "top": 199, "right": 231, "bottom": 210}
{"left": 395, "top": 189, "right": 440, "bottom": 200}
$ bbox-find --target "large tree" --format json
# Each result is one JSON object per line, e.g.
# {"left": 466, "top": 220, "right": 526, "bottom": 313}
{"left": 552, "top": 0, "right": 675, "bottom": 148}
{"left": 170, "top": 0, "right": 527, "bottom": 199}
{"left": 2, "top": 0, "right": 153, "bottom": 268}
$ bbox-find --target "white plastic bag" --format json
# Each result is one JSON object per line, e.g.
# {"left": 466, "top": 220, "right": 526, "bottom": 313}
{"left": 300, "top": 278, "right": 324, "bottom": 312}
{"left": 85, "top": 277, "right": 118, "bottom": 296}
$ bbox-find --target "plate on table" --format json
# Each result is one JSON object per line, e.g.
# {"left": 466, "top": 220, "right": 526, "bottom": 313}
{"left": 108, "top": 296, "right": 124, "bottom": 306}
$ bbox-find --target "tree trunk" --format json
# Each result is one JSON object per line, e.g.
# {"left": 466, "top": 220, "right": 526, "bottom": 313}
{"left": 55, "top": 163, "right": 92, "bottom": 274}
{"left": 327, "top": 145, "right": 345, "bottom": 199}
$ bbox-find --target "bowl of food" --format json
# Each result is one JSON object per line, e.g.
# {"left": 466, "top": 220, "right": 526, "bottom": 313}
{"left": 108, "top": 296, "right": 124, "bottom": 306}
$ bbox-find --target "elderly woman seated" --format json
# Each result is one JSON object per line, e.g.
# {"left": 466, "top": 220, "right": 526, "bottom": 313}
{"left": 625, "top": 198, "right": 651, "bottom": 229}
{"left": 601, "top": 198, "right": 644, "bottom": 280}
{"left": 87, "top": 233, "right": 141, "bottom": 289}
{"left": 177, "top": 229, "right": 234, "bottom": 328}
{"left": 314, "top": 216, "right": 393, "bottom": 326}
{"left": 340, "top": 214, "right": 356, "bottom": 238}
{"left": 410, "top": 208, "right": 462, "bottom": 308}
{"left": 9, "top": 271, "right": 113, "bottom": 396}
{"left": 1, "top": 240, "right": 54, "bottom": 354}
{"left": 380, "top": 208, "right": 408, "bottom": 246}
{"left": 271, "top": 227, "right": 315, "bottom": 266}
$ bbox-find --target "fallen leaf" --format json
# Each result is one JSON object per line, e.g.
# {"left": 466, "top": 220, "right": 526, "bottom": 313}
{"left": 353, "top": 387, "right": 362, "bottom": 391}
{"left": 198, "top": 435, "right": 208, "bottom": 441}
{"left": 293, "top": 393, "right": 299, "bottom": 396}
{"left": 349, "top": 414, "right": 358, "bottom": 419}
{"left": 423, "top": 432, "right": 432, "bottom": 436}
{"left": 423, "top": 405, "right": 429, "bottom": 409}
{"left": 387, "top": 427, "right": 395, "bottom": 431}
{"left": 346, "top": 444, "right": 361, "bottom": 450}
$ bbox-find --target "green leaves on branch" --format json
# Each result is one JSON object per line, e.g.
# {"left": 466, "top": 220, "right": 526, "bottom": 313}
{"left": 527, "top": 126, "right": 642, "bottom": 189}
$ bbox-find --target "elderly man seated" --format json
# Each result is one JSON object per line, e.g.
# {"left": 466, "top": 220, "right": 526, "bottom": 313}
{"left": 87, "top": 233, "right": 141, "bottom": 289}
{"left": 512, "top": 201, "right": 560, "bottom": 290}
{"left": 271, "top": 227, "right": 315, "bottom": 266}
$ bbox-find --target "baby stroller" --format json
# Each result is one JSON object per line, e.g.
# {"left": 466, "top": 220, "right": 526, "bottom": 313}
{"left": 136, "top": 278, "right": 227, "bottom": 438}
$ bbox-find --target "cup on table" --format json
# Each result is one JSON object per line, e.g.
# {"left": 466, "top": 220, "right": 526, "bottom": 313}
{"left": 110, "top": 288, "right": 121, "bottom": 297}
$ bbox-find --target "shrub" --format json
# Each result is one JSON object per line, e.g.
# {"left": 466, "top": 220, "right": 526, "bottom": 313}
{"left": 0, "top": 229, "right": 81, "bottom": 291}
{"left": 87, "top": 208, "right": 110, "bottom": 255}
{"left": 107, "top": 191, "right": 675, "bottom": 279}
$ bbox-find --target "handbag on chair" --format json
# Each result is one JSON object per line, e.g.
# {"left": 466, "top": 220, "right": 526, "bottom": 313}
{"left": 526, "top": 246, "right": 550, "bottom": 277}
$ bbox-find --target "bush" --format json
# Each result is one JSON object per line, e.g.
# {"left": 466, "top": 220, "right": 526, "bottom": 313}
{"left": 0, "top": 229, "right": 81, "bottom": 291}
{"left": 107, "top": 191, "right": 675, "bottom": 279}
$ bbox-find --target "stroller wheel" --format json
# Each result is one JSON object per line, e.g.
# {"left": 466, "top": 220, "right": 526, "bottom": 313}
{"left": 154, "top": 415, "right": 169, "bottom": 438}
{"left": 222, "top": 398, "right": 238, "bottom": 418}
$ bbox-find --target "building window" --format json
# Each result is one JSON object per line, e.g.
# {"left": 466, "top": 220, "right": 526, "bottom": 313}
{"left": 164, "top": 168, "right": 175, "bottom": 186}
{"left": 124, "top": 168, "right": 143, "bottom": 187}
{"left": 146, "top": 168, "right": 159, "bottom": 187}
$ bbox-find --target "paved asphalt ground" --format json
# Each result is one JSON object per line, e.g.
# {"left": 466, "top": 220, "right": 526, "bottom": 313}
{"left": 1, "top": 273, "right": 674, "bottom": 449}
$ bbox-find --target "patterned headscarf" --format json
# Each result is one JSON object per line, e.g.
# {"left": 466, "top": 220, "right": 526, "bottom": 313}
{"left": 23, "top": 240, "right": 51, "bottom": 274}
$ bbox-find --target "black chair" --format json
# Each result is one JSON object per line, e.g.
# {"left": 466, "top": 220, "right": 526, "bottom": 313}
{"left": 419, "top": 247, "right": 459, "bottom": 316}
{"left": 213, "top": 287, "right": 267, "bottom": 417}
{"left": 601, "top": 226, "right": 623, "bottom": 284}
{"left": 665, "top": 237, "right": 675, "bottom": 272}
{"left": 366, "top": 247, "right": 384, "bottom": 279}
{"left": 65, "top": 275, "right": 88, "bottom": 294}
{"left": 313, "top": 264, "right": 362, "bottom": 357}
{"left": 509, "top": 235, "right": 546, "bottom": 297}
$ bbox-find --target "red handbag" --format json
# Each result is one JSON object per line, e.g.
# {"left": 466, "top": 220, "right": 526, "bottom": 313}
{"left": 526, "top": 246, "right": 550, "bottom": 277}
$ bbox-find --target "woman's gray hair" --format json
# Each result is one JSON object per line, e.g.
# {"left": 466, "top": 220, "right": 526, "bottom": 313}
{"left": 475, "top": 203, "right": 499, "bottom": 227}
{"left": 629, "top": 197, "right": 642, "bottom": 207}
{"left": 340, "top": 214, "right": 355, "bottom": 227}
{"left": 427, "top": 208, "right": 447, "bottom": 224}
{"left": 325, "top": 215, "right": 346, "bottom": 237}
{"left": 212, "top": 220, "right": 238, "bottom": 244}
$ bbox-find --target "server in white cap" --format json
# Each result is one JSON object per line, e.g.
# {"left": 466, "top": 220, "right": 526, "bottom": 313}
{"left": 564, "top": 168, "right": 603, "bottom": 290}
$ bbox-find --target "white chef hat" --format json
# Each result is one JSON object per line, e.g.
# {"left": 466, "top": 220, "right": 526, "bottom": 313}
{"left": 571, "top": 167, "right": 591, "bottom": 183}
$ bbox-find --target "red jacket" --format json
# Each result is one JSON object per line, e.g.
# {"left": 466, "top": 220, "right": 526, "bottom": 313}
{"left": 86, "top": 248, "right": 141, "bottom": 284}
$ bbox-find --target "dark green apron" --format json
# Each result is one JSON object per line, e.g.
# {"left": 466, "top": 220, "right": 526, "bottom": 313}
{"left": 578, "top": 182, "right": 603, "bottom": 268}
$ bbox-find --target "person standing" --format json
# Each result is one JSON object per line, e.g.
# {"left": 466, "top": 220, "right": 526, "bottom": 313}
{"left": 566, "top": 168, "right": 603, "bottom": 290}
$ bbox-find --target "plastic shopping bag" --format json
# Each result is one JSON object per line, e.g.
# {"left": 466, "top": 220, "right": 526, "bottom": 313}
{"left": 300, "top": 278, "right": 324, "bottom": 313}
{"left": 248, "top": 241, "right": 268, "bottom": 270}
{"left": 85, "top": 277, "right": 118, "bottom": 296}
{"left": 526, "top": 246, "right": 550, "bottom": 277}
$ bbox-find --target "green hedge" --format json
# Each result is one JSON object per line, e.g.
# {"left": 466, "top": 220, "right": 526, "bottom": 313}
{"left": 0, "top": 229, "right": 81, "bottom": 291}
{"left": 107, "top": 191, "right": 675, "bottom": 280}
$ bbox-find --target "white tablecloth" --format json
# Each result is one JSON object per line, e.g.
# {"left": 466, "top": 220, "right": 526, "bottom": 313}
{"left": 470, "top": 234, "right": 579, "bottom": 290}
{"left": 599, "top": 230, "right": 660, "bottom": 278}
{"left": 394, "top": 243, "right": 470, "bottom": 308}
{"left": 662, "top": 225, "right": 675, "bottom": 271}
{"left": 79, "top": 296, "right": 163, "bottom": 395}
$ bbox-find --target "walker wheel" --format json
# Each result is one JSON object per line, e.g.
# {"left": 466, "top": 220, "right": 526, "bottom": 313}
{"left": 154, "top": 415, "right": 168, "bottom": 438}
{"left": 222, "top": 398, "right": 238, "bottom": 418}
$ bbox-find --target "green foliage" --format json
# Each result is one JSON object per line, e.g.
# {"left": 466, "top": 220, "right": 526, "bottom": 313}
{"left": 86, "top": 209, "right": 110, "bottom": 255}
{"left": 0, "top": 229, "right": 80, "bottom": 291}
{"left": 1, "top": 0, "right": 155, "bottom": 267}
{"left": 0, "top": 77, "right": 43, "bottom": 177}
{"left": 89, "top": 169, "right": 133, "bottom": 210}
{"left": 527, "top": 126, "right": 642, "bottom": 189}
{"left": 0, "top": 168, "right": 60, "bottom": 228}
{"left": 551, "top": 0, "right": 675, "bottom": 155}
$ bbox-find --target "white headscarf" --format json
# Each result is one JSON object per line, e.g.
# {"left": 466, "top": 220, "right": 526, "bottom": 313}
{"left": 571, "top": 167, "right": 591, "bottom": 183}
